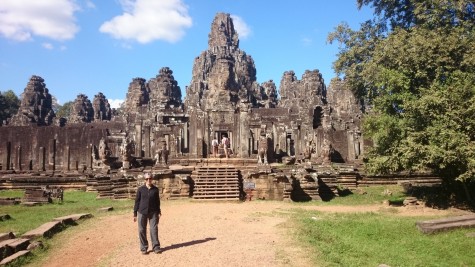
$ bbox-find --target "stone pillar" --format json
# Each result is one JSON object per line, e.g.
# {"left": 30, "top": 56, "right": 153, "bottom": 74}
{"left": 16, "top": 145, "right": 22, "bottom": 171}
{"left": 4, "top": 142, "right": 11, "bottom": 170}
{"left": 87, "top": 144, "right": 93, "bottom": 170}
{"left": 64, "top": 146, "right": 70, "bottom": 171}
{"left": 183, "top": 122, "right": 188, "bottom": 149}
{"left": 39, "top": 147, "right": 46, "bottom": 171}
{"left": 135, "top": 123, "right": 142, "bottom": 157}
{"left": 144, "top": 125, "right": 151, "bottom": 158}
{"left": 49, "top": 139, "right": 56, "bottom": 171}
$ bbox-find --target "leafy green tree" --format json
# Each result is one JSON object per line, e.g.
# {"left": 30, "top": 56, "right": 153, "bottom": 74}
{"left": 55, "top": 101, "right": 73, "bottom": 119}
{"left": 329, "top": 0, "right": 475, "bottom": 203}
{"left": 0, "top": 90, "right": 20, "bottom": 125}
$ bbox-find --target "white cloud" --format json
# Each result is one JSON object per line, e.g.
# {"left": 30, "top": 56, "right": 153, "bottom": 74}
{"left": 42, "top": 42, "right": 54, "bottom": 49}
{"left": 85, "top": 0, "right": 96, "bottom": 9}
{"left": 99, "top": 0, "right": 192, "bottom": 44}
{"left": 230, "top": 15, "right": 251, "bottom": 39}
{"left": 108, "top": 99, "right": 124, "bottom": 109}
{"left": 0, "top": 0, "right": 80, "bottom": 41}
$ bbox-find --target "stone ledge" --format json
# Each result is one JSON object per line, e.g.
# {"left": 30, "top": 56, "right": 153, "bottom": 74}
{"left": 0, "top": 233, "right": 15, "bottom": 242}
{"left": 0, "top": 250, "right": 30, "bottom": 266}
{"left": 53, "top": 213, "right": 92, "bottom": 223}
{"left": 22, "top": 221, "right": 63, "bottom": 239}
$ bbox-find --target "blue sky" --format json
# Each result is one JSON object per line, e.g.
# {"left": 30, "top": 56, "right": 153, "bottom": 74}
{"left": 0, "top": 0, "right": 374, "bottom": 108}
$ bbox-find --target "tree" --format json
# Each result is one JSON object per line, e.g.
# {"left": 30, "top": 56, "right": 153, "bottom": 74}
{"left": 56, "top": 101, "right": 73, "bottom": 119}
{"left": 329, "top": 0, "right": 475, "bottom": 203}
{"left": 0, "top": 90, "right": 20, "bottom": 125}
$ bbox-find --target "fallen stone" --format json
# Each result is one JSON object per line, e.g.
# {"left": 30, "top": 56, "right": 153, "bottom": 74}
{"left": 22, "top": 221, "right": 63, "bottom": 239}
{"left": 0, "top": 233, "right": 15, "bottom": 242}
{"left": 27, "top": 240, "right": 43, "bottom": 250}
{"left": 417, "top": 214, "right": 475, "bottom": 234}
{"left": 98, "top": 207, "right": 113, "bottom": 212}
{"left": 0, "top": 250, "right": 30, "bottom": 265}
{"left": 0, "top": 238, "right": 30, "bottom": 260}
{"left": 53, "top": 213, "right": 92, "bottom": 223}
{"left": 0, "top": 215, "right": 11, "bottom": 221}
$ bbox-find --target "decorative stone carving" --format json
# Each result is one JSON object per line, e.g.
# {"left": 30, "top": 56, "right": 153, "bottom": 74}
{"left": 92, "top": 93, "right": 111, "bottom": 121}
{"left": 68, "top": 94, "right": 94, "bottom": 123}
{"left": 10, "top": 75, "right": 55, "bottom": 126}
{"left": 120, "top": 136, "right": 134, "bottom": 169}
{"left": 185, "top": 13, "right": 257, "bottom": 110}
{"left": 257, "top": 133, "right": 269, "bottom": 165}
{"left": 148, "top": 67, "right": 182, "bottom": 110}
{"left": 123, "top": 78, "right": 149, "bottom": 115}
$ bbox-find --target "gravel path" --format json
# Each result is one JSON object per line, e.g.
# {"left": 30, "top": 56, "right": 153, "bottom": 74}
{"left": 36, "top": 201, "right": 312, "bottom": 267}
{"left": 32, "top": 200, "right": 468, "bottom": 267}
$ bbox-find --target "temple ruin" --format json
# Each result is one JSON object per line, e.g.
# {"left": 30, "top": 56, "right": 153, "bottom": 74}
{"left": 0, "top": 13, "right": 441, "bottom": 201}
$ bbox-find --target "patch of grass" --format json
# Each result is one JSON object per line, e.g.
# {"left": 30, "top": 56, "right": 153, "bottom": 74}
{"left": 294, "top": 185, "right": 407, "bottom": 206}
{"left": 0, "top": 190, "right": 133, "bottom": 235}
{"left": 293, "top": 211, "right": 475, "bottom": 267}
{"left": 0, "top": 189, "right": 23, "bottom": 198}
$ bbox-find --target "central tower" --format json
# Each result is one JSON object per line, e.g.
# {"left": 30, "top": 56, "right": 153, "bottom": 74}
{"left": 185, "top": 13, "right": 259, "bottom": 158}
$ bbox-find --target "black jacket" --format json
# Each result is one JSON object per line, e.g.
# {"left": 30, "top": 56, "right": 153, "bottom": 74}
{"left": 133, "top": 185, "right": 161, "bottom": 217}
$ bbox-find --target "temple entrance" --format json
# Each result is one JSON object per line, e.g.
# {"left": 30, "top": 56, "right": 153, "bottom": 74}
{"left": 211, "top": 131, "right": 232, "bottom": 158}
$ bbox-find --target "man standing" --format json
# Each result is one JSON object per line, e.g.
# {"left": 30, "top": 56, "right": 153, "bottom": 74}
{"left": 211, "top": 137, "right": 219, "bottom": 158}
{"left": 134, "top": 172, "right": 162, "bottom": 254}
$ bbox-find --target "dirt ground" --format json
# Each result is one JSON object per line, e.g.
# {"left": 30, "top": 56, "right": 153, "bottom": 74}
{"left": 31, "top": 201, "right": 470, "bottom": 267}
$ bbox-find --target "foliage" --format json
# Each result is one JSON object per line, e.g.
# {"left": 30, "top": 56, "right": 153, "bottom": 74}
{"left": 55, "top": 101, "right": 74, "bottom": 119}
{"left": 0, "top": 90, "right": 20, "bottom": 125}
{"left": 328, "top": 0, "right": 475, "bottom": 203}
{"left": 294, "top": 210, "right": 475, "bottom": 267}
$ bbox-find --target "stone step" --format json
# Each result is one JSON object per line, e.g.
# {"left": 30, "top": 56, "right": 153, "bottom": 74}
{"left": 22, "top": 221, "right": 63, "bottom": 239}
{"left": 0, "top": 250, "right": 30, "bottom": 265}
{"left": 0, "top": 233, "right": 15, "bottom": 242}
{"left": 53, "top": 213, "right": 92, "bottom": 224}
{"left": 0, "top": 238, "right": 30, "bottom": 261}
{"left": 416, "top": 214, "right": 475, "bottom": 234}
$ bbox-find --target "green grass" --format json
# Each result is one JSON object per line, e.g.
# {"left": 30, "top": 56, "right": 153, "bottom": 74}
{"left": 293, "top": 185, "right": 407, "bottom": 206}
{"left": 293, "top": 211, "right": 475, "bottom": 267}
{"left": 0, "top": 189, "right": 134, "bottom": 266}
{"left": 0, "top": 190, "right": 134, "bottom": 235}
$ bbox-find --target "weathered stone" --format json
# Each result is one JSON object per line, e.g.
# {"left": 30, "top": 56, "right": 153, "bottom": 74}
{"left": 92, "top": 92, "right": 112, "bottom": 121}
{"left": 68, "top": 94, "right": 94, "bottom": 123}
{"left": 0, "top": 232, "right": 15, "bottom": 242}
{"left": 53, "top": 213, "right": 92, "bottom": 222}
{"left": 22, "top": 221, "right": 63, "bottom": 239}
{"left": 0, "top": 250, "right": 30, "bottom": 265}
{"left": 98, "top": 207, "right": 113, "bottom": 212}
{"left": 9, "top": 75, "right": 55, "bottom": 126}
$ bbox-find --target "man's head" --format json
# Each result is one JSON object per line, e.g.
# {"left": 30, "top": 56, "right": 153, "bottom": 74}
{"left": 144, "top": 173, "right": 153, "bottom": 186}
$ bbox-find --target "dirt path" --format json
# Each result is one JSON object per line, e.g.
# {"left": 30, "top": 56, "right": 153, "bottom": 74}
{"left": 31, "top": 201, "right": 469, "bottom": 267}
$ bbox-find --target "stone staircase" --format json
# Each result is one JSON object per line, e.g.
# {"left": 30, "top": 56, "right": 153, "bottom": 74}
{"left": 191, "top": 166, "right": 241, "bottom": 200}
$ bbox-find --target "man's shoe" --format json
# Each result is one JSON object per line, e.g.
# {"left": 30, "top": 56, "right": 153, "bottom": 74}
{"left": 141, "top": 250, "right": 148, "bottom": 255}
{"left": 154, "top": 248, "right": 162, "bottom": 254}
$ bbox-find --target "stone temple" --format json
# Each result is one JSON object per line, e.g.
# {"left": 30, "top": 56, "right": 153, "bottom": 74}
{"left": 0, "top": 13, "right": 399, "bottom": 202}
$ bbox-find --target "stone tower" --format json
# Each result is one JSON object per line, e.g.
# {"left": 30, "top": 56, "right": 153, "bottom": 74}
{"left": 10, "top": 75, "right": 55, "bottom": 126}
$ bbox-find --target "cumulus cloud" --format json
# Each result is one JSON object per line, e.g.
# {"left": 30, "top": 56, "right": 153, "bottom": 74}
{"left": 99, "top": 0, "right": 192, "bottom": 44}
{"left": 108, "top": 99, "right": 124, "bottom": 109}
{"left": 230, "top": 15, "right": 251, "bottom": 39}
{"left": 0, "top": 0, "right": 80, "bottom": 41}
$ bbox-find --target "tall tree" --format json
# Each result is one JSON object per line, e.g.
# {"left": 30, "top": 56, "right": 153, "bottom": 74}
{"left": 0, "top": 90, "right": 20, "bottom": 125}
{"left": 329, "top": 0, "right": 475, "bottom": 203}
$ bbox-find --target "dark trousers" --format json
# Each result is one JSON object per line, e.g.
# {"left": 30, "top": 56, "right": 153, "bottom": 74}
{"left": 137, "top": 212, "right": 160, "bottom": 252}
